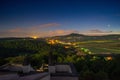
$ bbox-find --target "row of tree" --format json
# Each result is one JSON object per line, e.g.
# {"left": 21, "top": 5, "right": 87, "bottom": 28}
{"left": 0, "top": 39, "right": 120, "bottom": 80}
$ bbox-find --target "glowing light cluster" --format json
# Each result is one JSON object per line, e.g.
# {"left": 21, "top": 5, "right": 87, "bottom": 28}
{"left": 32, "top": 36, "right": 38, "bottom": 39}
{"left": 105, "top": 56, "right": 113, "bottom": 61}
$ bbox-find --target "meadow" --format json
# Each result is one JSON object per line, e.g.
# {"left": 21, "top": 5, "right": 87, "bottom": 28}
{"left": 76, "top": 40, "right": 120, "bottom": 54}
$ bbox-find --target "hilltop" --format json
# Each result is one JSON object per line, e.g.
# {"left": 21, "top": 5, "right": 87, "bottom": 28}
{"left": 46, "top": 33, "right": 120, "bottom": 42}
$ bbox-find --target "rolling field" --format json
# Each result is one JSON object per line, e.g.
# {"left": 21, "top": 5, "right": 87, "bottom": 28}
{"left": 76, "top": 40, "right": 120, "bottom": 54}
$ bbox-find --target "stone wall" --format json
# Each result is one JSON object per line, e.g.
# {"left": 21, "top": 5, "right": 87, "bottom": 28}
{"left": 51, "top": 76, "right": 78, "bottom": 80}
{"left": 0, "top": 74, "right": 19, "bottom": 80}
{"left": 48, "top": 64, "right": 72, "bottom": 73}
{"left": 55, "top": 65, "right": 72, "bottom": 73}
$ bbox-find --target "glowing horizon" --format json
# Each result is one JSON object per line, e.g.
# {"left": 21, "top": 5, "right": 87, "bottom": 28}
{"left": 0, "top": 0, "right": 120, "bottom": 37}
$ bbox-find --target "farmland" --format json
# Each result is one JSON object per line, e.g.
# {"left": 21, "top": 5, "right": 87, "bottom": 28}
{"left": 76, "top": 40, "right": 120, "bottom": 54}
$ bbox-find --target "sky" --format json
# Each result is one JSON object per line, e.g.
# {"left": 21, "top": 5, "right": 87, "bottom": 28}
{"left": 0, "top": 0, "right": 120, "bottom": 37}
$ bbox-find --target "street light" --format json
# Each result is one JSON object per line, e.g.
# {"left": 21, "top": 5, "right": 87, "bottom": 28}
{"left": 47, "top": 40, "right": 56, "bottom": 73}
{"left": 48, "top": 40, "right": 55, "bottom": 65}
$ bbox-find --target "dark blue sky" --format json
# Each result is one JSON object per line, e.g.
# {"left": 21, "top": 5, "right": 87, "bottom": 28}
{"left": 0, "top": 0, "right": 120, "bottom": 37}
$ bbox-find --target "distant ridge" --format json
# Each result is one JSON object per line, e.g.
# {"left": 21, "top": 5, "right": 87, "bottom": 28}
{"left": 65, "top": 33, "right": 120, "bottom": 37}
{"left": 65, "top": 33, "right": 85, "bottom": 37}
{"left": 47, "top": 33, "right": 120, "bottom": 42}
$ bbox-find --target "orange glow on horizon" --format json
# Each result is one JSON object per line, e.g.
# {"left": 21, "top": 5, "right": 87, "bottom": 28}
{"left": 32, "top": 36, "right": 38, "bottom": 39}
{"left": 105, "top": 56, "right": 113, "bottom": 61}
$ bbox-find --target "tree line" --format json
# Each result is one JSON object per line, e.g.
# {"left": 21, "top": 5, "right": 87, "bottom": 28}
{"left": 0, "top": 39, "right": 120, "bottom": 80}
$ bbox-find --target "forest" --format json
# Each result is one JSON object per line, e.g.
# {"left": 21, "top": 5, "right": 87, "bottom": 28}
{"left": 0, "top": 38, "right": 120, "bottom": 80}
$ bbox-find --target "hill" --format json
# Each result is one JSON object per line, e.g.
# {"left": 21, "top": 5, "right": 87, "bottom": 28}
{"left": 47, "top": 33, "right": 120, "bottom": 42}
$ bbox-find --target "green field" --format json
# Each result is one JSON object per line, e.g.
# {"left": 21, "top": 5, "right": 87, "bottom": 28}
{"left": 76, "top": 40, "right": 120, "bottom": 54}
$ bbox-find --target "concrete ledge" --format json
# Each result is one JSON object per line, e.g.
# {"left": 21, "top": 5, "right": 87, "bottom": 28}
{"left": 0, "top": 74, "right": 19, "bottom": 80}
{"left": 18, "top": 72, "right": 50, "bottom": 80}
{"left": 51, "top": 76, "right": 79, "bottom": 80}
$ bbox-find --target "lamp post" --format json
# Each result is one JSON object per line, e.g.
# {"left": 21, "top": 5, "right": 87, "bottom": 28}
{"left": 47, "top": 40, "right": 56, "bottom": 73}
{"left": 48, "top": 40, "right": 55, "bottom": 65}
{"left": 49, "top": 47, "right": 53, "bottom": 65}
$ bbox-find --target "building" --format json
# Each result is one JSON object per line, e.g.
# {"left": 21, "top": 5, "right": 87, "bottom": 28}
{"left": 0, "top": 63, "right": 35, "bottom": 73}
{"left": 0, "top": 63, "right": 78, "bottom": 80}
{"left": 49, "top": 63, "right": 79, "bottom": 80}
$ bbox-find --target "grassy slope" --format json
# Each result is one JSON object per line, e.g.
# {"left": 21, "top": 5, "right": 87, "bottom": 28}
{"left": 77, "top": 40, "right": 120, "bottom": 54}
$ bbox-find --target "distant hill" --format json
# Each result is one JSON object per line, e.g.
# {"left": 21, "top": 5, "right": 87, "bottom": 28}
{"left": 64, "top": 33, "right": 85, "bottom": 37}
{"left": 0, "top": 33, "right": 120, "bottom": 42}
{"left": 46, "top": 33, "right": 120, "bottom": 42}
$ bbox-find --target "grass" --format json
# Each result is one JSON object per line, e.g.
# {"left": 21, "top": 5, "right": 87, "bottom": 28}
{"left": 76, "top": 40, "right": 120, "bottom": 54}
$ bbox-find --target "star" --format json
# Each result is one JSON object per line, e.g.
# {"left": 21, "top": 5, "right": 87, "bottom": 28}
{"left": 107, "top": 24, "right": 111, "bottom": 28}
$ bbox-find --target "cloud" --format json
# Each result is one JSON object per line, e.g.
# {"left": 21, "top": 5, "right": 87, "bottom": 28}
{"left": 47, "top": 29, "right": 78, "bottom": 36}
{"left": 29, "top": 29, "right": 78, "bottom": 37}
{"left": 38, "top": 23, "right": 60, "bottom": 28}
{"left": 0, "top": 27, "right": 30, "bottom": 37}
{"left": 0, "top": 30, "right": 29, "bottom": 37}
{"left": 79, "top": 29, "right": 115, "bottom": 36}
{"left": 7, "top": 28, "right": 23, "bottom": 33}
{"left": 29, "top": 23, "right": 60, "bottom": 31}
{"left": 0, "top": 23, "right": 79, "bottom": 37}
{"left": 82, "top": 29, "right": 120, "bottom": 36}
{"left": 0, "top": 23, "right": 61, "bottom": 37}
{"left": 88, "top": 29, "right": 112, "bottom": 33}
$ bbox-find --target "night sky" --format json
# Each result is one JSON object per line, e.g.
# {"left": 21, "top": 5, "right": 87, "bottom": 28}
{"left": 0, "top": 0, "right": 120, "bottom": 37}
